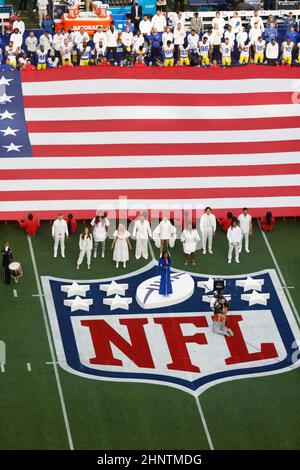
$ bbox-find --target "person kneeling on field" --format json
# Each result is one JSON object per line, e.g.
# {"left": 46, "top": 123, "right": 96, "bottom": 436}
{"left": 212, "top": 296, "right": 233, "bottom": 337}
{"left": 37, "top": 45, "right": 47, "bottom": 70}
{"left": 163, "top": 40, "right": 174, "bottom": 67}
{"left": 220, "top": 37, "right": 232, "bottom": 67}
{"left": 239, "top": 41, "right": 250, "bottom": 65}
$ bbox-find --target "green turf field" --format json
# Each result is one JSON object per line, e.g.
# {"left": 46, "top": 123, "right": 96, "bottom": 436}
{"left": 0, "top": 218, "right": 299, "bottom": 450}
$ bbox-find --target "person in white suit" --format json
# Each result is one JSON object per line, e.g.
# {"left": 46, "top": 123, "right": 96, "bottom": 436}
{"left": 200, "top": 207, "right": 216, "bottom": 254}
{"left": 77, "top": 227, "right": 93, "bottom": 270}
{"left": 238, "top": 207, "right": 252, "bottom": 253}
{"left": 227, "top": 218, "right": 242, "bottom": 263}
{"left": 132, "top": 214, "right": 152, "bottom": 260}
{"left": 153, "top": 216, "right": 176, "bottom": 255}
{"left": 181, "top": 223, "right": 201, "bottom": 266}
{"left": 52, "top": 213, "right": 68, "bottom": 258}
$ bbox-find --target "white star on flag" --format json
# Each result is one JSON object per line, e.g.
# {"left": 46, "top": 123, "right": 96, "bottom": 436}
{"left": 236, "top": 276, "right": 264, "bottom": 292}
{"left": 202, "top": 294, "right": 231, "bottom": 307}
{"left": 0, "top": 76, "right": 13, "bottom": 86}
{"left": 0, "top": 127, "right": 19, "bottom": 136}
{"left": 64, "top": 295, "right": 93, "bottom": 312}
{"left": 2, "top": 143, "right": 23, "bottom": 152}
{"left": 241, "top": 290, "right": 270, "bottom": 306}
{"left": 197, "top": 277, "right": 214, "bottom": 293}
{"left": 103, "top": 294, "right": 132, "bottom": 311}
{"left": 0, "top": 93, "right": 14, "bottom": 104}
{"left": 0, "top": 110, "right": 16, "bottom": 120}
{"left": 61, "top": 281, "right": 90, "bottom": 298}
{"left": 100, "top": 280, "right": 129, "bottom": 296}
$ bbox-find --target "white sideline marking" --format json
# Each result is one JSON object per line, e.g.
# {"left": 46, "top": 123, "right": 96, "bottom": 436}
{"left": 0, "top": 363, "right": 5, "bottom": 373}
{"left": 13, "top": 289, "right": 18, "bottom": 298}
{"left": 258, "top": 221, "right": 300, "bottom": 326}
{"left": 32, "top": 294, "right": 44, "bottom": 297}
{"left": 27, "top": 236, "right": 74, "bottom": 450}
{"left": 46, "top": 361, "right": 60, "bottom": 365}
{"left": 195, "top": 396, "right": 214, "bottom": 450}
{"left": 27, "top": 362, "right": 32, "bottom": 372}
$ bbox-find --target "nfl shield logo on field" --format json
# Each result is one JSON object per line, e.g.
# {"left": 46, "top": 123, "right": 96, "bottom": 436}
{"left": 42, "top": 262, "right": 300, "bottom": 396}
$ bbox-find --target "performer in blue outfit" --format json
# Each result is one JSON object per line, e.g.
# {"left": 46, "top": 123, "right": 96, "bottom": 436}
{"left": 158, "top": 251, "right": 173, "bottom": 296}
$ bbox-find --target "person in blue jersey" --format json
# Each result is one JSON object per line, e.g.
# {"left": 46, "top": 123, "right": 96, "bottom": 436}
{"left": 1, "top": 58, "right": 16, "bottom": 72}
{"left": 264, "top": 22, "right": 278, "bottom": 43}
{"left": 284, "top": 12, "right": 296, "bottom": 31}
{"left": 158, "top": 251, "right": 172, "bottom": 296}
{"left": 285, "top": 26, "right": 298, "bottom": 45}
{"left": 42, "top": 14, "right": 54, "bottom": 34}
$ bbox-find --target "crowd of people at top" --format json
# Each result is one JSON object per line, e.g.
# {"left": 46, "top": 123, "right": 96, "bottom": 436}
{"left": 1, "top": 8, "right": 300, "bottom": 71}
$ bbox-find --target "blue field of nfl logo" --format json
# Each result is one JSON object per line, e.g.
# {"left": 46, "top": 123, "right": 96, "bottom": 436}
{"left": 42, "top": 262, "right": 300, "bottom": 396}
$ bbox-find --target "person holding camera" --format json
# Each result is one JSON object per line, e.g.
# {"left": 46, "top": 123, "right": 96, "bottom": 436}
{"left": 212, "top": 296, "right": 233, "bottom": 337}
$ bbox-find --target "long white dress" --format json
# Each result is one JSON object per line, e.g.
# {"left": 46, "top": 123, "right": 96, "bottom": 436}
{"left": 113, "top": 230, "right": 130, "bottom": 262}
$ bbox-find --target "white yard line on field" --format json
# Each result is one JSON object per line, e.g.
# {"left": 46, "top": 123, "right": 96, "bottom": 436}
{"left": 27, "top": 236, "right": 74, "bottom": 450}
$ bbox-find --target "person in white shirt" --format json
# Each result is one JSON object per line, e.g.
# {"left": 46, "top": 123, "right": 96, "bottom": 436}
{"left": 281, "top": 39, "right": 294, "bottom": 66}
{"left": 174, "top": 23, "right": 186, "bottom": 62}
{"left": 53, "top": 30, "right": 64, "bottom": 60}
{"left": 95, "top": 41, "right": 107, "bottom": 62}
{"left": 60, "top": 38, "right": 73, "bottom": 65}
{"left": 122, "top": 27, "right": 133, "bottom": 49}
{"left": 220, "top": 37, "right": 232, "bottom": 66}
{"left": 211, "top": 11, "right": 225, "bottom": 35}
{"left": 90, "top": 212, "right": 110, "bottom": 258}
{"left": 132, "top": 30, "right": 144, "bottom": 52}
{"left": 162, "top": 26, "right": 174, "bottom": 45}
{"left": 132, "top": 214, "right": 152, "bottom": 260}
{"left": 10, "top": 29, "right": 23, "bottom": 53}
{"left": 77, "top": 228, "right": 93, "bottom": 270}
{"left": 181, "top": 223, "right": 200, "bottom": 266}
{"left": 52, "top": 213, "right": 69, "bottom": 258}
{"left": 249, "top": 22, "right": 262, "bottom": 46}
{"left": 187, "top": 29, "right": 199, "bottom": 51}
{"left": 224, "top": 25, "right": 235, "bottom": 49}
{"left": 47, "top": 56, "right": 59, "bottom": 67}
{"left": 111, "top": 224, "right": 132, "bottom": 268}
{"left": 211, "top": 26, "right": 223, "bottom": 61}
{"left": 13, "top": 15, "right": 25, "bottom": 35}
{"left": 93, "top": 26, "right": 107, "bottom": 47}
{"left": 106, "top": 24, "right": 119, "bottom": 63}
{"left": 198, "top": 36, "right": 211, "bottom": 65}
{"left": 39, "top": 31, "right": 53, "bottom": 54}
{"left": 74, "top": 27, "right": 89, "bottom": 47}
{"left": 36, "top": 0, "right": 48, "bottom": 28}
{"left": 236, "top": 27, "right": 248, "bottom": 49}
{"left": 153, "top": 217, "right": 176, "bottom": 255}
{"left": 266, "top": 39, "right": 279, "bottom": 66}
{"left": 254, "top": 37, "right": 266, "bottom": 64}
{"left": 227, "top": 219, "right": 242, "bottom": 263}
{"left": 5, "top": 42, "right": 18, "bottom": 67}
{"left": 151, "top": 9, "right": 167, "bottom": 33}
{"left": 200, "top": 207, "right": 216, "bottom": 254}
{"left": 250, "top": 10, "right": 264, "bottom": 32}
{"left": 173, "top": 11, "right": 185, "bottom": 30}
{"left": 238, "top": 208, "right": 252, "bottom": 253}
{"left": 229, "top": 12, "right": 242, "bottom": 34}
{"left": 25, "top": 31, "right": 38, "bottom": 61}
{"left": 139, "top": 14, "right": 152, "bottom": 37}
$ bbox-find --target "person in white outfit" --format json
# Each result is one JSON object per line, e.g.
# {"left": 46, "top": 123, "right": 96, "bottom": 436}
{"left": 238, "top": 208, "right": 252, "bottom": 253}
{"left": 77, "top": 227, "right": 93, "bottom": 270}
{"left": 132, "top": 215, "right": 152, "bottom": 260}
{"left": 181, "top": 223, "right": 201, "bottom": 266}
{"left": 200, "top": 207, "right": 216, "bottom": 254}
{"left": 153, "top": 216, "right": 176, "bottom": 255}
{"left": 111, "top": 224, "right": 132, "bottom": 268}
{"left": 90, "top": 212, "right": 110, "bottom": 258}
{"left": 52, "top": 213, "right": 68, "bottom": 258}
{"left": 227, "top": 219, "right": 242, "bottom": 263}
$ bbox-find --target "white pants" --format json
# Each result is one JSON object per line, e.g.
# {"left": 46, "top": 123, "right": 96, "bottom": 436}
{"left": 135, "top": 238, "right": 148, "bottom": 259}
{"left": 239, "top": 232, "right": 249, "bottom": 252}
{"left": 38, "top": 9, "right": 47, "bottom": 27}
{"left": 54, "top": 234, "right": 65, "bottom": 257}
{"left": 94, "top": 241, "right": 105, "bottom": 256}
{"left": 228, "top": 242, "right": 240, "bottom": 261}
{"left": 202, "top": 228, "right": 214, "bottom": 251}
{"left": 77, "top": 249, "right": 91, "bottom": 266}
{"left": 213, "top": 320, "right": 230, "bottom": 336}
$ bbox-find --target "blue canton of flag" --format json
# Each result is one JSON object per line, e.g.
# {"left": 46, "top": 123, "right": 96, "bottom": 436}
{"left": 0, "top": 72, "right": 32, "bottom": 158}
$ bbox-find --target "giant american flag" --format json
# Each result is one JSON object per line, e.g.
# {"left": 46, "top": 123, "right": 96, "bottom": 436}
{"left": 0, "top": 66, "right": 300, "bottom": 220}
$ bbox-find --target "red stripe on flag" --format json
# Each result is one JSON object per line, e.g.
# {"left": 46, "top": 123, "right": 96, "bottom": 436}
{"left": 26, "top": 117, "right": 300, "bottom": 133}
{"left": 2, "top": 164, "right": 300, "bottom": 180}
{"left": 23, "top": 92, "right": 294, "bottom": 108}
{"left": 1, "top": 186, "right": 299, "bottom": 201}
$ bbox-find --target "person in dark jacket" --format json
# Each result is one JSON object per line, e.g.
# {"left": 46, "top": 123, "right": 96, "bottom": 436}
{"left": 1, "top": 241, "right": 13, "bottom": 285}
